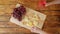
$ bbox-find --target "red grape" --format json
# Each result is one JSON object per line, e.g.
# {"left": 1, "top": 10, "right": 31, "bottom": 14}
{"left": 13, "top": 5, "right": 26, "bottom": 21}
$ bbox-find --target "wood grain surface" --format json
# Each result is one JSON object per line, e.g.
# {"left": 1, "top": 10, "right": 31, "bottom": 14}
{"left": 0, "top": 0, "right": 60, "bottom": 34}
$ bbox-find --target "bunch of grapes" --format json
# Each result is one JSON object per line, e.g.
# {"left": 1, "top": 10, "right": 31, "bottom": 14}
{"left": 13, "top": 6, "right": 26, "bottom": 21}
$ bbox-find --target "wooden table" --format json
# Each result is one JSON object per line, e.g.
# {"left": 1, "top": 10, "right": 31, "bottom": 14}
{"left": 0, "top": 0, "right": 60, "bottom": 34}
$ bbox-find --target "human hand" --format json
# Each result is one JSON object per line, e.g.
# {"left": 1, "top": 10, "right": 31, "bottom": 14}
{"left": 46, "top": 0, "right": 60, "bottom": 6}
{"left": 31, "top": 27, "right": 48, "bottom": 34}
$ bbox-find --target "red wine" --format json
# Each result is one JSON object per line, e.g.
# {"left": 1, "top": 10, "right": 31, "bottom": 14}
{"left": 13, "top": 6, "right": 26, "bottom": 21}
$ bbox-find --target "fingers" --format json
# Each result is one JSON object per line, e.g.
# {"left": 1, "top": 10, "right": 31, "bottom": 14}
{"left": 46, "top": 0, "right": 60, "bottom": 6}
{"left": 30, "top": 27, "right": 48, "bottom": 34}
